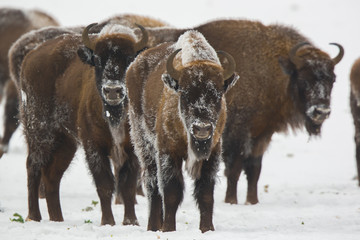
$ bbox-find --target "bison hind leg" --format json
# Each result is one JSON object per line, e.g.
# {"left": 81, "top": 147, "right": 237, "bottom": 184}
{"left": 42, "top": 133, "right": 77, "bottom": 222}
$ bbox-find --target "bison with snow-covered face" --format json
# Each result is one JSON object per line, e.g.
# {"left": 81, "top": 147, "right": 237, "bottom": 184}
{"left": 17, "top": 22, "right": 151, "bottom": 226}
{"left": 0, "top": 8, "right": 58, "bottom": 157}
{"left": 126, "top": 30, "right": 238, "bottom": 232}
{"left": 279, "top": 42, "right": 342, "bottom": 135}
{"left": 350, "top": 58, "right": 360, "bottom": 186}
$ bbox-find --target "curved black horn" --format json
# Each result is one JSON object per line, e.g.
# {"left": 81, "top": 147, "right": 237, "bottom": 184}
{"left": 134, "top": 23, "right": 148, "bottom": 52}
{"left": 217, "top": 50, "right": 236, "bottom": 80}
{"left": 329, "top": 43, "right": 344, "bottom": 65}
{"left": 82, "top": 23, "right": 97, "bottom": 50}
{"left": 289, "top": 41, "right": 310, "bottom": 66}
{"left": 166, "top": 49, "right": 182, "bottom": 80}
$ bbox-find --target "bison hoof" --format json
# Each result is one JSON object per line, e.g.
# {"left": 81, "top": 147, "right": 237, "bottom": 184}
{"left": 245, "top": 199, "right": 259, "bottom": 205}
{"left": 26, "top": 215, "right": 41, "bottom": 222}
{"left": 114, "top": 196, "right": 123, "bottom": 205}
{"left": 200, "top": 224, "right": 215, "bottom": 233}
{"left": 101, "top": 218, "right": 115, "bottom": 226}
{"left": 224, "top": 197, "right": 238, "bottom": 205}
{"left": 123, "top": 218, "right": 139, "bottom": 226}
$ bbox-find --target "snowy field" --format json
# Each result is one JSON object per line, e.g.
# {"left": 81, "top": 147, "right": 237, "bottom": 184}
{"left": 0, "top": 0, "right": 360, "bottom": 239}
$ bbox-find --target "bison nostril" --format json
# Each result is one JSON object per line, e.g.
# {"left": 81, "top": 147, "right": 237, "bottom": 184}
{"left": 310, "top": 106, "right": 331, "bottom": 124}
{"left": 314, "top": 107, "right": 331, "bottom": 117}
{"left": 103, "top": 86, "right": 125, "bottom": 101}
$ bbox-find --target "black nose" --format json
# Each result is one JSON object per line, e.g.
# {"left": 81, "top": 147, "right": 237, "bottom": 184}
{"left": 103, "top": 86, "right": 125, "bottom": 101}
{"left": 191, "top": 122, "right": 213, "bottom": 140}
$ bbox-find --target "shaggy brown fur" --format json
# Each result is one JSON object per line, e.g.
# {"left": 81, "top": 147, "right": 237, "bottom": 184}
{"left": 194, "top": 20, "right": 343, "bottom": 205}
{"left": 148, "top": 19, "right": 344, "bottom": 204}
{"left": 16, "top": 18, "right": 161, "bottom": 226}
{"left": 126, "top": 31, "right": 238, "bottom": 232}
{"left": 350, "top": 58, "right": 360, "bottom": 186}
{"left": 0, "top": 8, "right": 59, "bottom": 157}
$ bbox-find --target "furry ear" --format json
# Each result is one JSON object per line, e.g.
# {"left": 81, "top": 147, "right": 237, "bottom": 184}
{"left": 278, "top": 56, "right": 296, "bottom": 76}
{"left": 77, "top": 46, "right": 94, "bottom": 66}
{"left": 162, "top": 73, "right": 179, "bottom": 92}
{"left": 224, "top": 73, "right": 240, "bottom": 93}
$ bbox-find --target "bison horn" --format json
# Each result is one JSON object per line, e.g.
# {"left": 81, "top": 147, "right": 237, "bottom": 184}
{"left": 329, "top": 43, "right": 344, "bottom": 65}
{"left": 289, "top": 41, "right": 310, "bottom": 67}
{"left": 82, "top": 23, "right": 97, "bottom": 51}
{"left": 217, "top": 51, "right": 236, "bottom": 80}
{"left": 134, "top": 24, "right": 148, "bottom": 52}
{"left": 166, "top": 49, "right": 182, "bottom": 80}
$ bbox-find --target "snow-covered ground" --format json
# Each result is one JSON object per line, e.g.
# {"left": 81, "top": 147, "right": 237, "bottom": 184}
{"left": 0, "top": 0, "right": 359, "bottom": 239}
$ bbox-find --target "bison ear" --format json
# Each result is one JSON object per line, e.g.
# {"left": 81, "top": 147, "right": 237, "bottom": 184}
{"left": 77, "top": 46, "right": 95, "bottom": 66}
{"left": 224, "top": 73, "right": 239, "bottom": 93}
{"left": 162, "top": 73, "right": 179, "bottom": 92}
{"left": 278, "top": 56, "right": 296, "bottom": 76}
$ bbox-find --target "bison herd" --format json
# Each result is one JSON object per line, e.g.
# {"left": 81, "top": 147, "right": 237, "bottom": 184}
{"left": 0, "top": 7, "right": 357, "bottom": 233}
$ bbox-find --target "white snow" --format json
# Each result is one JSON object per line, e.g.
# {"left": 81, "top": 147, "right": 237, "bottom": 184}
{"left": 176, "top": 30, "right": 220, "bottom": 66}
{"left": 99, "top": 24, "right": 138, "bottom": 41}
{"left": 1, "top": 0, "right": 360, "bottom": 240}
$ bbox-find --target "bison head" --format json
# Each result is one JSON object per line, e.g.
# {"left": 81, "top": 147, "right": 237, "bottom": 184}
{"left": 77, "top": 23, "right": 148, "bottom": 125}
{"left": 162, "top": 49, "right": 239, "bottom": 160}
{"left": 279, "top": 42, "right": 344, "bottom": 135}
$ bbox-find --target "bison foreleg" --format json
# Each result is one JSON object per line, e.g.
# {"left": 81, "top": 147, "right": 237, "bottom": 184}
{"left": 193, "top": 144, "right": 220, "bottom": 233}
{"left": 223, "top": 141, "right": 244, "bottom": 204}
{"left": 356, "top": 139, "right": 360, "bottom": 186}
{"left": 244, "top": 155, "right": 263, "bottom": 205}
{"left": 116, "top": 150, "right": 139, "bottom": 225}
{"left": 145, "top": 162, "right": 163, "bottom": 231}
{"left": 158, "top": 153, "right": 184, "bottom": 232}
{"left": 0, "top": 81, "right": 19, "bottom": 159}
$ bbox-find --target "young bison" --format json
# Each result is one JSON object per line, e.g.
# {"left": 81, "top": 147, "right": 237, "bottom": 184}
{"left": 0, "top": 7, "right": 59, "bottom": 157}
{"left": 16, "top": 22, "right": 150, "bottom": 226}
{"left": 350, "top": 58, "right": 360, "bottom": 186}
{"left": 126, "top": 30, "right": 238, "bottom": 232}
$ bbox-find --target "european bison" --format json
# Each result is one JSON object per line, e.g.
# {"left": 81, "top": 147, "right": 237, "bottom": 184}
{"left": 350, "top": 58, "right": 360, "bottom": 186}
{"left": 0, "top": 8, "right": 59, "bottom": 157}
{"left": 194, "top": 20, "right": 344, "bottom": 204}
{"left": 14, "top": 21, "right": 153, "bottom": 225}
{"left": 148, "top": 19, "right": 344, "bottom": 204}
{"left": 126, "top": 30, "right": 238, "bottom": 232}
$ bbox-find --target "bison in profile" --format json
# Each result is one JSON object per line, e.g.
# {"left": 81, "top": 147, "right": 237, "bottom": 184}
{"left": 126, "top": 30, "right": 238, "bottom": 232}
{"left": 14, "top": 20, "right": 155, "bottom": 225}
{"left": 0, "top": 8, "right": 59, "bottom": 157}
{"left": 350, "top": 58, "right": 360, "bottom": 186}
{"left": 194, "top": 20, "right": 344, "bottom": 204}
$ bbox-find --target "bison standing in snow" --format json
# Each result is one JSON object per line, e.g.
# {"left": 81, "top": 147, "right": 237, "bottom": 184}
{"left": 350, "top": 58, "right": 360, "bottom": 186}
{"left": 194, "top": 20, "right": 344, "bottom": 204}
{"left": 126, "top": 30, "right": 238, "bottom": 232}
{"left": 148, "top": 19, "right": 344, "bottom": 204}
{"left": 0, "top": 8, "right": 59, "bottom": 157}
{"left": 14, "top": 21, "right": 153, "bottom": 225}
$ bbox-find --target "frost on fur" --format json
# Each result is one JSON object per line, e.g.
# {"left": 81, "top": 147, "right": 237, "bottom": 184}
{"left": 175, "top": 30, "right": 220, "bottom": 66}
